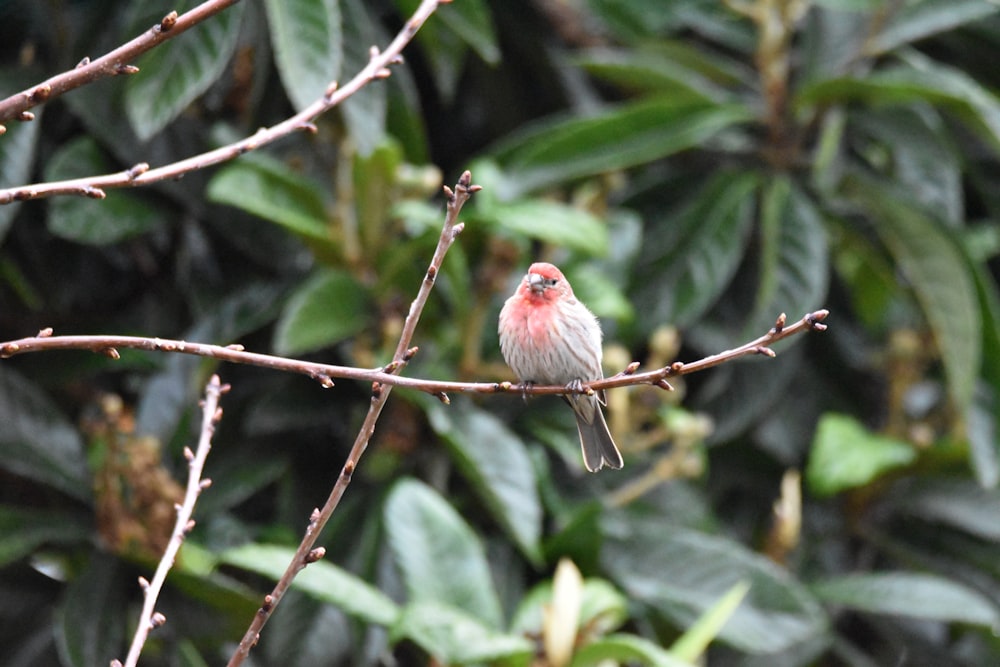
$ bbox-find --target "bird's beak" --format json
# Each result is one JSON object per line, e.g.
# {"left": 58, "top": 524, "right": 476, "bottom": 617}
{"left": 526, "top": 272, "right": 544, "bottom": 293}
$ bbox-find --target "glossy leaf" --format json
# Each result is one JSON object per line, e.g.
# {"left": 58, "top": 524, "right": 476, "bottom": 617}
{"left": 491, "top": 98, "right": 752, "bottom": 197}
{"left": 888, "top": 478, "right": 1000, "bottom": 541}
{"left": 125, "top": 1, "right": 244, "bottom": 140}
{"left": 44, "top": 137, "right": 165, "bottom": 244}
{"left": 571, "top": 634, "right": 694, "bottom": 667}
{"left": 341, "top": 0, "right": 387, "bottom": 155}
{"left": 0, "top": 111, "right": 40, "bottom": 241}
{"left": 384, "top": 478, "right": 504, "bottom": 628}
{"left": 574, "top": 46, "right": 732, "bottom": 102}
{"left": 480, "top": 198, "right": 610, "bottom": 256}
{"left": 603, "top": 521, "right": 829, "bottom": 654}
{"left": 869, "top": 1, "right": 1000, "bottom": 55}
{"left": 806, "top": 413, "right": 916, "bottom": 497}
{"left": 221, "top": 543, "right": 400, "bottom": 626}
{"left": 811, "top": 572, "right": 1000, "bottom": 626}
{"left": 427, "top": 399, "right": 543, "bottom": 564}
{"left": 511, "top": 575, "right": 629, "bottom": 639}
{"left": 206, "top": 157, "right": 330, "bottom": 242}
{"left": 0, "top": 368, "right": 90, "bottom": 502}
{"left": 264, "top": 0, "right": 342, "bottom": 111}
{"left": 0, "top": 505, "right": 91, "bottom": 568}
{"left": 670, "top": 581, "right": 751, "bottom": 662}
{"left": 272, "top": 269, "right": 372, "bottom": 355}
{"left": 54, "top": 555, "right": 125, "bottom": 667}
{"left": 390, "top": 601, "right": 533, "bottom": 664}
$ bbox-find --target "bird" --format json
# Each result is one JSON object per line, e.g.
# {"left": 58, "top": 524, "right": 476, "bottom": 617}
{"left": 498, "top": 262, "right": 623, "bottom": 472}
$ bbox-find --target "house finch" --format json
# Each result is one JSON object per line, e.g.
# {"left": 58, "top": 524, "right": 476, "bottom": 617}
{"left": 498, "top": 262, "right": 623, "bottom": 472}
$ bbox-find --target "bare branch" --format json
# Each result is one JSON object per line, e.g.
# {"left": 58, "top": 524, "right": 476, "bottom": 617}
{"left": 0, "top": 0, "right": 241, "bottom": 126}
{"left": 118, "top": 374, "right": 227, "bottom": 667}
{"left": 0, "top": 0, "right": 445, "bottom": 203}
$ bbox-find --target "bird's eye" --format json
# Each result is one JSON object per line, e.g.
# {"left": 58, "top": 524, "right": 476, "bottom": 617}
{"left": 544, "top": 277, "right": 559, "bottom": 287}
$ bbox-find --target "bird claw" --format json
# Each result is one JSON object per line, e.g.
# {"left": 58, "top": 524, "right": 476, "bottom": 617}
{"left": 521, "top": 380, "right": 534, "bottom": 403}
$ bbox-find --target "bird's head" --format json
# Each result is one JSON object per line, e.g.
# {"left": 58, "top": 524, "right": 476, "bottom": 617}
{"left": 522, "top": 262, "right": 572, "bottom": 301}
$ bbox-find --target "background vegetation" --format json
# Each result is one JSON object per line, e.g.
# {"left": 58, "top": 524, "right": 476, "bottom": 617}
{"left": 2, "top": 0, "right": 1000, "bottom": 665}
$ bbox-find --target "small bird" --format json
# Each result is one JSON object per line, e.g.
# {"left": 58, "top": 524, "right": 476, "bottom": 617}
{"left": 498, "top": 262, "right": 623, "bottom": 472}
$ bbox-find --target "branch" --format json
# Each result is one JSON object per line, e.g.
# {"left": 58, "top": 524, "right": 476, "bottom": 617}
{"left": 226, "top": 171, "right": 477, "bottom": 666}
{"left": 0, "top": 0, "right": 241, "bottom": 127}
{"left": 0, "top": 310, "right": 830, "bottom": 399}
{"left": 113, "top": 374, "right": 227, "bottom": 667}
{"left": 0, "top": 0, "right": 447, "bottom": 203}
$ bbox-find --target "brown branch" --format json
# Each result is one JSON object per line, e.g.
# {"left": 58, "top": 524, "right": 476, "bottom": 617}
{"left": 0, "top": 0, "right": 241, "bottom": 127}
{"left": 0, "top": 0, "right": 447, "bottom": 204}
{"left": 115, "top": 374, "right": 227, "bottom": 667}
{"left": 225, "top": 171, "right": 477, "bottom": 666}
{"left": 0, "top": 310, "right": 829, "bottom": 399}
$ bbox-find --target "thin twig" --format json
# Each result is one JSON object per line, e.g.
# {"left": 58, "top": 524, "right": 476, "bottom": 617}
{"left": 0, "top": 0, "right": 241, "bottom": 127}
{"left": 0, "top": 310, "right": 829, "bottom": 399}
{"left": 114, "top": 374, "right": 227, "bottom": 667}
{"left": 226, "top": 171, "right": 477, "bottom": 666}
{"left": 0, "top": 0, "right": 447, "bottom": 203}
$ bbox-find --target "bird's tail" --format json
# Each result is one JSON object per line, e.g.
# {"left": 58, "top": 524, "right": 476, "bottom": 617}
{"left": 573, "top": 400, "right": 623, "bottom": 472}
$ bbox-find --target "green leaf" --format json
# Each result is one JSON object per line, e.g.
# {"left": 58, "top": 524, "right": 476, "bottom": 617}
{"left": 436, "top": 0, "right": 499, "bottom": 64}
{"left": 511, "top": 575, "right": 629, "bottom": 638}
{"left": 480, "top": 198, "right": 610, "bottom": 256}
{"left": 602, "top": 522, "right": 829, "bottom": 654}
{"left": 670, "top": 581, "right": 751, "bottom": 663}
{"left": 0, "top": 505, "right": 92, "bottom": 568}
{"left": 869, "top": 1, "right": 1000, "bottom": 55}
{"left": 844, "top": 176, "right": 981, "bottom": 411}
{"left": 221, "top": 543, "right": 400, "bottom": 626}
{"left": 632, "top": 171, "right": 758, "bottom": 330}
{"left": 0, "top": 368, "right": 90, "bottom": 502}
{"left": 889, "top": 478, "right": 1000, "bottom": 541}
{"left": 390, "top": 601, "right": 533, "bottom": 665}
{"left": 0, "top": 111, "right": 41, "bottom": 241}
{"left": 125, "top": 1, "right": 244, "bottom": 140}
{"left": 264, "top": 0, "right": 342, "bottom": 111}
{"left": 384, "top": 478, "right": 504, "bottom": 628}
{"left": 746, "top": 176, "right": 829, "bottom": 336}
{"left": 811, "top": 572, "right": 1000, "bottom": 627}
{"left": 44, "top": 137, "right": 166, "bottom": 244}
{"left": 427, "top": 399, "right": 543, "bottom": 565}
{"left": 272, "top": 269, "right": 372, "bottom": 355}
{"left": 806, "top": 413, "right": 916, "bottom": 497}
{"left": 571, "top": 634, "right": 694, "bottom": 667}
{"left": 207, "top": 156, "right": 330, "bottom": 242}
{"left": 491, "top": 98, "right": 752, "bottom": 197}
{"left": 341, "top": 0, "right": 387, "bottom": 155}
{"left": 55, "top": 554, "right": 125, "bottom": 667}
{"left": 574, "top": 45, "right": 735, "bottom": 102}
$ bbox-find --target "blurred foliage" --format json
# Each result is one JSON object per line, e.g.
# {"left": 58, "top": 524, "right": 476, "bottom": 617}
{"left": 2, "top": 0, "right": 1000, "bottom": 664}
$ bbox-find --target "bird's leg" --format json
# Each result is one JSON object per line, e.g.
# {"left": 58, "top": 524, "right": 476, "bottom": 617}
{"left": 521, "top": 380, "right": 534, "bottom": 404}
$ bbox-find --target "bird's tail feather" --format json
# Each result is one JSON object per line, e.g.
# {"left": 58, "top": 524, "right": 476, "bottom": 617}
{"left": 576, "top": 406, "right": 623, "bottom": 472}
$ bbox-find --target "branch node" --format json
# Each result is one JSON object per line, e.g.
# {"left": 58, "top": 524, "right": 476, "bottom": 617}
{"left": 425, "top": 265, "right": 437, "bottom": 284}
{"left": 324, "top": 81, "right": 339, "bottom": 100}
{"left": 304, "top": 547, "right": 326, "bottom": 564}
{"left": 261, "top": 596, "right": 275, "bottom": 613}
{"left": 374, "top": 68, "right": 392, "bottom": 79}
{"left": 183, "top": 446, "right": 194, "bottom": 462}
{"left": 436, "top": 391, "right": 451, "bottom": 405}
{"left": 226, "top": 343, "right": 245, "bottom": 351}
{"left": 442, "top": 184, "right": 454, "bottom": 200}
{"left": 184, "top": 519, "right": 196, "bottom": 533}
{"left": 622, "top": 361, "right": 641, "bottom": 375}
{"left": 18, "top": 111, "right": 34, "bottom": 122}
{"left": 451, "top": 222, "right": 465, "bottom": 239}
{"left": 101, "top": 346, "right": 120, "bottom": 359}
{"left": 756, "top": 346, "right": 776, "bottom": 358}
{"left": 127, "top": 162, "right": 150, "bottom": 180}
{"left": 159, "top": 10, "right": 179, "bottom": 31}
{"left": 138, "top": 576, "right": 150, "bottom": 592}
{"left": 309, "top": 508, "right": 321, "bottom": 524}
{"left": 31, "top": 84, "right": 51, "bottom": 103}
{"left": 497, "top": 381, "right": 513, "bottom": 392}
{"left": 806, "top": 309, "right": 829, "bottom": 331}
{"left": 773, "top": 312, "right": 787, "bottom": 333}
{"left": 150, "top": 612, "right": 167, "bottom": 629}
{"left": 369, "top": 45, "right": 380, "bottom": 59}
{"left": 37, "top": 327, "right": 54, "bottom": 338}
{"left": 199, "top": 478, "right": 213, "bottom": 490}
{"left": 116, "top": 64, "right": 140, "bottom": 75}
{"left": 0, "top": 125, "right": 5, "bottom": 136}
{"left": 85, "top": 186, "right": 106, "bottom": 199}
{"left": 371, "top": 382, "right": 383, "bottom": 399}
{"left": 300, "top": 121, "right": 318, "bottom": 134}
{"left": 403, "top": 346, "right": 419, "bottom": 361}
{"left": 670, "top": 361, "right": 684, "bottom": 373}
{"left": 76, "top": 56, "right": 90, "bottom": 68}
{"left": 655, "top": 378, "right": 675, "bottom": 391}
{"left": 0, "top": 343, "right": 19, "bottom": 358}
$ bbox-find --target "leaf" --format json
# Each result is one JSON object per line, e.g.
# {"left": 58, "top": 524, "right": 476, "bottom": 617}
{"left": 0, "top": 111, "right": 41, "bottom": 241}
{"left": 632, "top": 171, "right": 758, "bottom": 330}
{"left": 574, "top": 45, "right": 735, "bottom": 102}
{"left": 221, "top": 543, "right": 400, "bottom": 626}
{"left": 602, "top": 521, "right": 829, "bottom": 654}
{"left": 54, "top": 554, "right": 125, "bottom": 667}
{"left": 125, "top": 1, "right": 244, "bottom": 140}
{"left": 806, "top": 413, "right": 916, "bottom": 497}
{"left": 0, "top": 368, "right": 90, "bottom": 501}
{"left": 384, "top": 478, "right": 504, "bottom": 628}
{"left": 491, "top": 98, "right": 753, "bottom": 197}
{"left": 0, "top": 505, "right": 92, "bottom": 568}
{"left": 272, "top": 269, "right": 372, "bottom": 355}
{"left": 206, "top": 156, "right": 330, "bottom": 242}
{"left": 340, "top": 0, "right": 387, "bottom": 156}
{"left": 479, "top": 198, "right": 610, "bottom": 256}
{"left": 426, "top": 399, "right": 543, "bottom": 564}
{"left": 889, "top": 477, "right": 1000, "bottom": 541}
{"left": 390, "top": 601, "right": 533, "bottom": 665}
{"left": 44, "top": 137, "right": 166, "bottom": 244}
{"left": 811, "top": 572, "right": 1000, "bottom": 627}
{"left": 264, "top": 0, "right": 342, "bottom": 111}
{"left": 571, "top": 634, "right": 694, "bottom": 667}
{"left": 844, "top": 176, "right": 981, "bottom": 411}
{"left": 437, "top": 0, "right": 500, "bottom": 64}
{"left": 670, "top": 581, "right": 751, "bottom": 663}
{"left": 746, "top": 176, "right": 829, "bottom": 336}
{"left": 967, "top": 384, "right": 1000, "bottom": 489}
{"left": 869, "top": 1, "right": 1000, "bottom": 55}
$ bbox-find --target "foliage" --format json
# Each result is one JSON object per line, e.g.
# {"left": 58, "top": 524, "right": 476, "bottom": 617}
{"left": 2, "top": 0, "right": 1000, "bottom": 665}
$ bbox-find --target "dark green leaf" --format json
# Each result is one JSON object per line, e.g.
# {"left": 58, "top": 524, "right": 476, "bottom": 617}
{"left": 427, "top": 399, "right": 543, "bottom": 564}
{"left": 890, "top": 477, "right": 1000, "bottom": 541}
{"left": 125, "top": 1, "right": 245, "bottom": 140}
{"left": 206, "top": 157, "right": 330, "bottom": 242}
{"left": 272, "top": 269, "right": 372, "bottom": 355}
{"left": 491, "top": 98, "right": 752, "bottom": 197}
{"left": 574, "top": 45, "right": 737, "bottom": 101}
{"left": 0, "top": 505, "right": 91, "bottom": 568}
{"left": 633, "top": 171, "right": 758, "bottom": 330}
{"left": 480, "top": 198, "right": 610, "bottom": 256}
{"left": 390, "top": 601, "right": 533, "bottom": 664}
{"left": 221, "top": 543, "right": 400, "bottom": 626}
{"left": 811, "top": 572, "right": 1000, "bottom": 626}
{"left": 54, "top": 554, "right": 125, "bottom": 667}
{"left": 341, "top": 0, "right": 387, "bottom": 155}
{"left": 571, "top": 635, "right": 693, "bottom": 667}
{"left": 436, "top": 0, "right": 499, "bottom": 64}
{"left": 806, "top": 413, "right": 916, "bottom": 497}
{"left": 603, "top": 522, "right": 829, "bottom": 654}
{"left": 384, "top": 478, "right": 504, "bottom": 628}
{"left": 0, "top": 368, "right": 90, "bottom": 501}
{"left": 870, "top": 1, "right": 1000, "bottom": 55}
{"left": 44, "top": 137, "right": 165, "bottom": 244}
{"left": 845, "top": 176, "right": 981, "bottom": 410}
{"left": 0, "top": 111, "right": 41, "bottom": 241}
{"left": 264, "top": 0, "right": 342, "bottom": 111}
